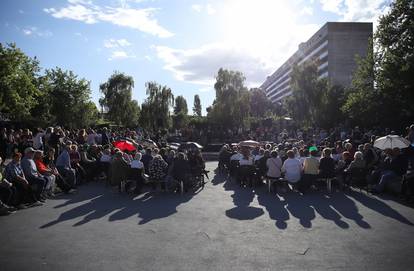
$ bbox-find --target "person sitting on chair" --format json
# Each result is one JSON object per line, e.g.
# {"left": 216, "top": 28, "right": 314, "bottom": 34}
{"left": 302, "top": 148, "right": 320, "bottom": 192}
{"left": 319, "top": 148, "right": 336, "bottom": 179}
{"left": 371, "top": 148, "right": 408, "bottom": 194}
{"left": 130, "top": 152, "right": 145, "bottom": 195}
{"left": 170, "top": 152, "right": 191, "bottom": 192}
{"left": 238, "top": 147, "right": 255, "bottom": 186}
{"left": 282, "top": 150, "right": 302, "bottom": 191}
{"left": 266, "top": 150, "right": 282, "bottom": 180}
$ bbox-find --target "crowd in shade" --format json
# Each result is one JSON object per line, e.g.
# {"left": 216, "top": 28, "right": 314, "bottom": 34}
{"left": 0, "top": 126, "right": 207, "bottom": 216}
{"left": 219, "top": 125, "right": 414, "bottom": 199}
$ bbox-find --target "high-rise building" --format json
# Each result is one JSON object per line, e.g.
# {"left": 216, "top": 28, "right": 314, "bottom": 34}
{"left": 260, "top": 22, "right": 373, "bottom": 103}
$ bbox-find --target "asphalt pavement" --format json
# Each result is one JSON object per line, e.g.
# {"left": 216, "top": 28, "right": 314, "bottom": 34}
{"left": 1, "top": 161, "right": 414, "bottom": 271}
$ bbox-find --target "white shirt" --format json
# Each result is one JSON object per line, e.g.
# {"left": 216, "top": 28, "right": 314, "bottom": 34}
{"left": 33, "top": 132, "right": 44, "bottom": 149}
{"left": 131, "top": 160, "right": 144, "bottom": 169}
{"left": 239, "top": 157, "right": 254, "bottom": 166}
{"left": 230, "top": 153, "right": 242, "bottom": 161}
{"left": 266, "top": 157, "right": 282, "bottom": 178}
{"left": 282, "top": 158, "right": 302, "bottom": 183}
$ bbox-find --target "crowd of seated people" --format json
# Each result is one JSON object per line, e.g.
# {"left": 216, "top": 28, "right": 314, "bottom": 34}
{"left": 0, "top": 126, "right": 207, "bottom": 216}
{"left": 1, "top": 124, "right": 414, "bottom": 215}
{"left": 218, "top": 125, "right": 414, "bottom": 200}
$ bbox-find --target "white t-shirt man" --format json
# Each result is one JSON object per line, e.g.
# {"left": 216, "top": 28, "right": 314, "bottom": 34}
{"left": 282, "top": 158, "right": 302, "bottom": 183}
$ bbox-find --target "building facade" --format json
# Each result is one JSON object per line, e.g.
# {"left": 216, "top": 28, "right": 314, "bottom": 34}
{"left": 260, "top": 22, "right": 373, "bottom": 103}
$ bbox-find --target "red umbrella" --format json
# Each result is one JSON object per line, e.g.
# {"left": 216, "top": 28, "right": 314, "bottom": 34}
{"left": 113, "top": 140, "right": 136, "bottom": 152}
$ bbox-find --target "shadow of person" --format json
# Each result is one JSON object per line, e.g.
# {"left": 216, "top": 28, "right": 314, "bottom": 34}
{"left": 284, "top": 191, "right": 315, "bottom": 228}
{"left": 40, "top": 191, "right": 125, "bottom": 228}
{"left": 329, "top": 192, "right": 371, "bottom": 229}
{"left": 211, "top": 169, "right": 227, "bottom": 186}
{"left": 307, "top": 192, "right": 349, "bottom": 229}
{"left": 224, "top": 178, "right": 264, "bottom": 220}
{"left": 346, "top": 190, "right": 414, "bottom": 226}
{"left": 53, "top": 183, "right": 105, "bottom": 209}
{"left": 109, "top": 192, "right": 193, "bottom": 225}
{"left": 256, "top": 191, "right": 289, "bottom": 229}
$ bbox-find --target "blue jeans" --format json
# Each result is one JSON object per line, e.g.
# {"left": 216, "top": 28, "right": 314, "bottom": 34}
{"left": 375, "top": 170, "right": 398, "bottom": 192}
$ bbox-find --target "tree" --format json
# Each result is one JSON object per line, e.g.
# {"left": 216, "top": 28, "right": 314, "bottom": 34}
{"left": 45, "top": 68, "right": 99, "bottom": 127}
{"left": 174, "top": 95, "right": 188, "bottom": 115}
{"left": 140, "top": 81, "right": 174, "bottom": 130}
{"left": 287, "top": 61, "right": 345, "bottom": 128}
{"left": 249, "top": 88, "right": 273, "bottom": 118}
{"left": 343, "top": 0, "right": 414, "bottom": 128}
{"left": 342, "top": 40, "right": 380, "bottom": 126}
{"left": 172, "top": 95, "right": 188, "bottom": 130}
{"left": 207, "top": 68, "right": 250, "bottom": 129}
{"left": 375, "top": 0, "right": 414, "bottom": 126}
{"left": 0, "top": 43, "right": 42, "bottom": 121}
{"left": 100, "top": 72, "right": 140, "bottom": 127}
{"left": 193, "top": 94, "right": 202, "bottom": 116}
{"left": 286, "top": 61, "right": 324, "bottom": 126}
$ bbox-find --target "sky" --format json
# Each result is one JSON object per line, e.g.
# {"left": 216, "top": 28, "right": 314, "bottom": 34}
{"left": 0, "top": 0, "right": 391, "bottom": 115}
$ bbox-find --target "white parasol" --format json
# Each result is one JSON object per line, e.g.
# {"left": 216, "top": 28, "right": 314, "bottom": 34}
{"left": 373, "top": 135, "right": 410, "bottom": 150}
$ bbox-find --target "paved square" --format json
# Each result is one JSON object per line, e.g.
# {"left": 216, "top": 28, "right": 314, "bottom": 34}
{"left": 1, "top": 162, "right": 414, "bottom": 271}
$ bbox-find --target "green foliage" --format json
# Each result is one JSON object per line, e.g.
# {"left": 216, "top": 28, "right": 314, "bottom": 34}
{"left": 99, "top": 72, "right": 140, "bottom": 127}
{"left": 342, "top": 42, "right": 380, "bottom": 126}
{"left": 193, "top": 94, "right": 202, "bottom": 116}
{"left": 207, "top": 68, "right": 251, "bottom": 129}
{"left": 343, "top": 0, "right": 414, "bottom": 128}
{"left": 172, "top": 95, "right": 188, "bottom": 129}
{"left": 140, "top": 81, "right": 174, "bottom": 130}
{"left": 46, "top": 68, "right": 98, "bottom": 128}
{"left": 0, "top": 43, "right": 41, "bottom": 121}
{"left": 375, "top": 0, "right": 414, "bottom": 126}
{"left": 174, "top": 95, "right": 188, "bottom": 115}
{"left": 287, "top": 61, "right": 344, "bottom": 128}
{"left": 249, "top": 88, "right": 273, "bottom": 118}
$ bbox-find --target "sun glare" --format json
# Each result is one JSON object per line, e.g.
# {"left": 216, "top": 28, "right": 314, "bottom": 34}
{"left": 215, "top": 0, "right": 316, "bottom": 71}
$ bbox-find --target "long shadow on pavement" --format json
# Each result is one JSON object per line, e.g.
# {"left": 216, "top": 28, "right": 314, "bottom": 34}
{"left": 40, "top": 185, "right": 195, "bottom": 228}
{"left": 346, "top": 190, "right": 414, "bottom": 226}
{"left": 223, "top": 178, "right": 264, "bottom": 220}
{"left": 256, "top": 191, "right": 290, "bottom": 229}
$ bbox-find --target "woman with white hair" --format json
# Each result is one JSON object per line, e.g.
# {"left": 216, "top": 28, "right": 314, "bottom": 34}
{"left": 346, "top": 151, "right": 366, "bottom": 171}
{"left": 130, "top": 152, "right": 145, "bottom": 195}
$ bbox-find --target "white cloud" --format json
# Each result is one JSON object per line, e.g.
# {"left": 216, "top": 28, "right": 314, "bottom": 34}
{"left": 191, "top": 3, "right": 216, "bottom": 15}
{"left": 199, "top": 87, "right": 213, "bottom": 92}
{"left": 320, "top": 0, "right": 344, "bottom": 13}
{"left": 104, "top": 38, "right": 132, "bottom": 48}
{"left": 319, "top": 0, "right": 391, "bottom": 23}
{"left": 206, "top": 4, "right": 216, "bottom": 15}
{"left": 156, "top": 43, "right": 276, "bottom": 86}
{"left": 300, "top": 6, "right": 313, "bottom": 15}
{"left": 157, "top": 1, "right": 319, "bottom": 87}
{"left": 44, "top": 1, "right": 173, "bottom": 38}
{"left": 191, "top": 4, "right": 202, "bottom": 12}
{"left": 108, "top": 50, "right": 136, "bottom": 60}
{"left": 22, "top": 26, "right": 53, "bottom": 37}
